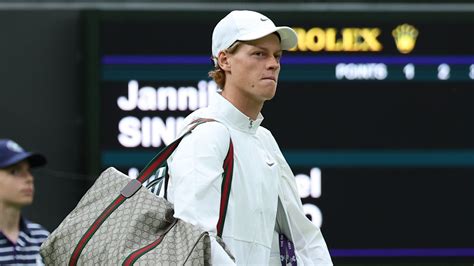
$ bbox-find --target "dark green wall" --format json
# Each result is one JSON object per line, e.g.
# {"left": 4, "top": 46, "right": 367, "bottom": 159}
{"left": 0, "top": 10, "right": 90, "bottom": 232}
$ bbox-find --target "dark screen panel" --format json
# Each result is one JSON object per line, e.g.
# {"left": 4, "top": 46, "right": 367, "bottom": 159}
{"left": 84, "top": 10, "right": 474, "bottom": 260}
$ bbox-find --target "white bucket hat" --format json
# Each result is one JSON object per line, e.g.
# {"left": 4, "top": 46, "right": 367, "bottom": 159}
{"left": 211, "top": 10, "right": 298, "bottom": 62}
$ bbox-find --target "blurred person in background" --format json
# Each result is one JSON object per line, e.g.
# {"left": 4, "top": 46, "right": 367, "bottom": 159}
{"left": 0, "top": 139, "right": 49, "bottom": 265}
{"left": 166, "top": 10, "right": 332, "bottom": 265}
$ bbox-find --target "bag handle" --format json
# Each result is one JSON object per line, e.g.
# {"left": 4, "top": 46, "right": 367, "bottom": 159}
{"left": 69, "top": 118, "right": 234, "bottom": 266}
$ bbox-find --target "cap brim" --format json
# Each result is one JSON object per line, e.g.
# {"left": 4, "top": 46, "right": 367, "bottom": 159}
{"left": 0, "top": 152, "right": 47, "bottom": 169}
{"left": 275, "top": 26, "right": 298, "bottom": 50}
{"left": 237, "top": 26, "right": 298, "bottom": 50}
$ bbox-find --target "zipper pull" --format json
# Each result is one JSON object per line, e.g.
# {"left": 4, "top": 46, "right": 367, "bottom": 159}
{"left": 249, "top": 118, "right": 254, "bottom": 129}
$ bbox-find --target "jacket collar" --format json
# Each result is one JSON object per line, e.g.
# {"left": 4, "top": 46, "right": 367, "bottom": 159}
{"left": 211, "top": 93, "right": 264, "bottom": 134}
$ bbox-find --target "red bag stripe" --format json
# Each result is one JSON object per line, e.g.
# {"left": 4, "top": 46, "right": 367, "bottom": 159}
{"left": 216, "top": 140, "right": 234, "bottom": 237}
{"left": 122, "top": 219, "right": 178, "bottom": 265}
{"left": 122, "top": 235, "right": 165, "bottom": 265}
{"left": 69, "top": 195, "right": 126, "bottom": 266}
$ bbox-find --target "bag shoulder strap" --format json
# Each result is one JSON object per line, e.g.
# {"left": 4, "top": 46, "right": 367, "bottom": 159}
{"left": 161, "top": 118, "right": 234, "bottom": 237}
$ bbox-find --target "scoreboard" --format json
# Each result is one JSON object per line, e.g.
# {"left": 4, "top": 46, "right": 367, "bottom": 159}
{"left": 83, "top": 8, "right": 474, "bottom": 260}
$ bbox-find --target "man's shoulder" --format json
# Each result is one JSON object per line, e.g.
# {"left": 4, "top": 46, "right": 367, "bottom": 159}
{"left": 182, "top": 107, "right": 228, "bottom": 136}
{"left": 170, "top": 118, "right": 230, "bottom": 163}
{"left": 181, "top": 107, "right": 215, "bottom": 127}
{"left": 257, "top": 125, "right": 271, "bottom": 134}
{"left": 189, "top": 120, "right": 230, "bottom": 145}
{"left": 256, "top": 125, "right": 276, "bottom": 141}
{"left": 184, "top": 106, "right": 211, "bottom": 121}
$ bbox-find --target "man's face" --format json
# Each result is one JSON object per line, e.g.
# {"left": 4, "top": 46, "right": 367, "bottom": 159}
{"left": 225, "top": 34, "right": 282, "bottom": 104}
{"left": 0, "top": 160, "right": 34, "bottom": 208}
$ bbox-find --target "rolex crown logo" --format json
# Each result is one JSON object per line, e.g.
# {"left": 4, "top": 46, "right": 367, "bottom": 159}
{"left": 392, "top": 24, "right": 419, "bottom": 54}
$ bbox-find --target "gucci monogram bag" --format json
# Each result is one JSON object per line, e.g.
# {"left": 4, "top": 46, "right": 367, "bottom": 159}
{"left": 40, "top": 119, "right": 234, "bottom": 265}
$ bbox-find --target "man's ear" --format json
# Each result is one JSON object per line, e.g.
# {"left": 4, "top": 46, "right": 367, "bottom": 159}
{"left": 217, "top": 51, "right": 231, "bottom": 71}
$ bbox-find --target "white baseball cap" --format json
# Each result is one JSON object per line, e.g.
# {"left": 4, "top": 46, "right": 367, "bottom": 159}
{"left": 211, "top": 10, "right": 298, "bottom": 59}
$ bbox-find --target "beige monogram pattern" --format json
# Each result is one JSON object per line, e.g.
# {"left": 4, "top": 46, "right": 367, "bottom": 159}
{"left": 40, "top": 167, "right": 212, "bottom": 265}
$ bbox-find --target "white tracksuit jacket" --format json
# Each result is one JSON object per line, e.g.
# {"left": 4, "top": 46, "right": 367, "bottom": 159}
{"left": 166, "top": 93, "right": 332, "bottom": 265}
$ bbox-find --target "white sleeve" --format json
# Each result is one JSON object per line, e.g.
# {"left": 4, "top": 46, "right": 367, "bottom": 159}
{"left": 265, "top": 130, "right": 333, "bottom": 265}
{"left": 167, "top": 121, "right": 235, "bottom": 264}
{"left": 278, "top": 169, "right": 333, "bottom": 265}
